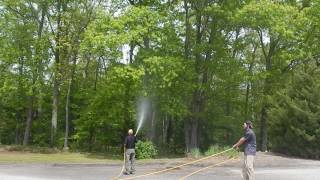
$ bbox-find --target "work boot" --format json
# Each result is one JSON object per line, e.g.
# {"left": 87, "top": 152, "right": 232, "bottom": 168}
{"left": 123, "top": 172, "right": 130, "bottom": 175}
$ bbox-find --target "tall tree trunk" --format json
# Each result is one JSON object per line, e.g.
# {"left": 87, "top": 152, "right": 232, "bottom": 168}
{"left": 190, "top": 91, "right": 200, "bottom": 150}
{"left": 151, "top": 107, "right": 156, "bottom": 141}
{"left": 163, "top": 113, "right": 171, "bottom": 144}
{"left": 184, "top": 122, "right": 191, "bottom": 153}
{"left": 94, "top": 58, "right": 100, "bottom": 90}
{"left": 51, "top": 79, "right": 59, "bottom": 147}
{"left": 260, "top": 75, "right": 272, "bottom": 152}
{"left": 190, "top": 119, "right": 199, "bottom": 149}
{"left": 51, "top": 0, "right": 62, "bottom": 147}
{"left": 23, "top": 2, "right": 46, "bottom": 146}
{"left": 245, "top": 77, "right": 251, "bottom": 119}
{"left": 258, "top": 32, "right": 278, "bottom": 151}
{"left": 183, "top": 0, "right": 191, "bottom": 153}
{"left": 16, "top": 54, "right": 24, "bottom": 145}
{"left": 163, "top": 113, "right": 166, "bottom": 144}
{"left": 64, "top": 50, "right": 78, "bottom": 150}
{"left": 84, "top": 53, "right": 90, "bottom": 79}
{"left": 166, "top": 116, "right": 172, "bottom": 144}
{"left": 23, "top": 97, "right": 33, "bottom": 145}
{"left": 15, "top": 114, "right": 21, "bottom": 145}
{"left": 188, "top": 6, "right": 203, "bottom": 151}
{"left": 245, "top": 45, "right": 257, "bottom": 118}
{"left": 88, "top": 125, "right": 94, "bottom": 152}
{"left": 260, "top": 104, "right": 268, "bottom": 151}
{"left": 64, "top": 79, "right": 71, "bottom": 150}
{"left": 184, "top": 0, "right": 190, "bottom": 60}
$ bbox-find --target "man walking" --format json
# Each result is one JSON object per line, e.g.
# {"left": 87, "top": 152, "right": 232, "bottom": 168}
{"left": 124, "top": 129, "right": 137, "bottom": 175}
{"left": 233, "top": 121, "right": 256, "bottom": 180}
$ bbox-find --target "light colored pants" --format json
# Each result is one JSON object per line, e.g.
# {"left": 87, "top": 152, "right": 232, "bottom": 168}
{"left": 125, "top": 149, "right": 136, "bottom": 173}
{"left": 242, "top": 155, "right": 255, "bottom": 180}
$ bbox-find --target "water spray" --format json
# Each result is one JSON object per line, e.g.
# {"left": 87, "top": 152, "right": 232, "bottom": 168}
{"left": 135, "top": 98, "right": 148, "bottom": 136}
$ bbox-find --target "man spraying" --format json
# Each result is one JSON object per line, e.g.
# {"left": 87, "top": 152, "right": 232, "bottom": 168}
{"left": 123, "top": 129, "right": 137, "bottom": 175}
{"left": 233, "top": 121, "right": 256, "bottom": 180}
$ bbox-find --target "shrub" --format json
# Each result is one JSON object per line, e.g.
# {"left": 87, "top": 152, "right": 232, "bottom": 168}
{"left": 135, "top": 141, "right": 158, "bottom": 159}
{"left": 190, "top": 148, "right": 201, "bottom": 158}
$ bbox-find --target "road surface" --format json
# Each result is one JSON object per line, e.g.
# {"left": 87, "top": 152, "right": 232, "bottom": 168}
{"left": 0, "top": 152, "right": 319, "bottom": 180}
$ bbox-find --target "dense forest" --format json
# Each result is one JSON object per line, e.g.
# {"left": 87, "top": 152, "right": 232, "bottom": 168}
{"left": 0, "top": 0, "right": 320, "bottom": 158}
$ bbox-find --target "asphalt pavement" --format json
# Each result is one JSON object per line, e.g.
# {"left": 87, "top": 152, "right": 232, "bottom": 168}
{"left": 0, "top": 152, "right": 320, "bottom": 180}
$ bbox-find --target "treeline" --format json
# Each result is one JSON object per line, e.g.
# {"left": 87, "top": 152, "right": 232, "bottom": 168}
{"left": 0, "top": 0, "right": 319, "bottom": 158}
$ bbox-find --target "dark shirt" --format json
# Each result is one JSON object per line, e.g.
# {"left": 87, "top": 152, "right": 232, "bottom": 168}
{"left": 244, "top": 128, "right": 256, "bottom": 155}
{"left": 124, "top": 135, "right": 137, "bottom": 149}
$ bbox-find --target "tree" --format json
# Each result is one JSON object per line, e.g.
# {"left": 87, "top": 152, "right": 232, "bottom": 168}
{"left": 235, "top": 0, "right": 307, "bottom": 151}
{"left": 269, "top": 64, "right": 320, "bottom": 158}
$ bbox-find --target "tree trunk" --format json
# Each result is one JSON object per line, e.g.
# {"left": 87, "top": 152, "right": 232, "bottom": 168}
{"left": 188, "top": 6, "right": 203, "bottom": 151}
{"left": 16, "top": 54, "right": 24, "bottom": 145}
{"left": 245, "top": 45, "right": 256, "bottom": 118}
{"left": 15, "top": 114, "right": 21, "bottom": 145}
{"left": 151, "top": 108, "right": 156, "bottom": 141}
{"left": 183, "top": 0, "right": 191, "bottom": 153}
{"left": 94, "top": 58, "right": 100, "bottom": 90}
{"left": 189, "top": 90, "right": 201, "bottom": 150}
{"left": 163, "top": 113, "right": 166, "bottom": 143}
{"left": 23, "top": 97, "right": 33, "bottom": 145}
{"left": 143, "top": 36, "right": 150, "bottom": 49}
{"left": 260, "top": 105, "right": 268, "bottom": 151}
{"left": 260, "top": 75, "right": 272, "bottom": 152}
{"left": 166, "top": 116, "right": 172, "bottom": 144}
{"left": 64, "top": 79, "right": 71, "bottom": 150}
{"left": 84, "top": 54, "right": 90, "bottom": 79}
{"left": 184, "top": 0, "right": 190, "bottom": 60}
{"left": 64, "top": 50, "right": 78, "bottom": 150}
{"left": 258, "top": 32, "right": 278, "bottom": 152}
{"left": 51, "top": 0, "right": 62, "bottom": 147}
{"left": 51, "top": 79, "right": 59, "bottom": 147}
{"left": 88, "top": 126, "right": 94, "bottom": 152}
{"left": 190, "top": 119, "right": 199, "bottom": 149}
{"left": 184, "top": 121, "right": 191, "bottom": 153}
{"left": 129, "top": 42, "right": 135, "bottom": 64}
{"left": 163, "top": 113, "right": 171, "bottom": 144}
{"left": 23, "top": 2, "right": 46, "bottom": 146}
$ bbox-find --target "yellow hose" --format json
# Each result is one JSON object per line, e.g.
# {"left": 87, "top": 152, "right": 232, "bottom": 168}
{"left": 118, "top": 148, "right": 233, "bottom": 180}
{"left": 111, "top": 147, "right": 126, "bottom": 180}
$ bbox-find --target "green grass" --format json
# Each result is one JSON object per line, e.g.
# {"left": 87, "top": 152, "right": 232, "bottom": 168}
{"left": 0, "top": 151, "right": 121, "bottom": 164}
{"left": 191, "top": 148, "right": 201, "bottom": 158}
{"left": 0, "top": 145, "right": 121, "bottom": 164}
{"left": 204, "top": 145, "right": 239, "bottom": 158}
{"left": 0, "top": 145, "right": 238, "bottom": 164}
{"left": 0, "top": 151, "right": 188, "bottom": 164}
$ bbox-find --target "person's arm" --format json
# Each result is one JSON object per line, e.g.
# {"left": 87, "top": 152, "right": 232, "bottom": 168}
{"left": 124, "top": 136, "right": 127, "bottom": 150}
{"left": 233, "top": 131, "right": 251, "bottom": 149}
{"left": 233, "top": 137, "right": 246, "bottom": 149}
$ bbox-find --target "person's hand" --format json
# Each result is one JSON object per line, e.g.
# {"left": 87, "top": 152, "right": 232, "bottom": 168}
{"left": 232, "top": 144, "right": 239, "bottom": 150}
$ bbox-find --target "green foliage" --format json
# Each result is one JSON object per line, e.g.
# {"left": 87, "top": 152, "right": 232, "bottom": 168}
{"left": 135, "top": 141, "right": 158, "bottom": 159}
{"left": 73, "top": 65, "right": 144, "bottom": 151}
{"left": 0, "top": 0, "right": 320, "bottom": 159}
{"left": 268, "top": 65, "right": 320, "bottom": 159}
{"left": 143, "top": 56, "right": 192, "bottom": 117}
{"left": 190, "top": 148, "right": 201, "bottom": 158}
